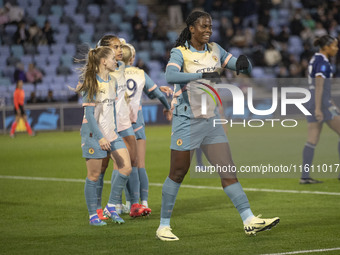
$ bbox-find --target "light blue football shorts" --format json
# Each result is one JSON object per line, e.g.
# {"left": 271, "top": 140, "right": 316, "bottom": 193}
{"left": 170, "top": 114, "right": 228, "bottom": 151}
{"left": 119, "top": 126, "right": 135, "bottom": 138}
{"left": 82, "top": 135, "right": 126, "bottom": 159}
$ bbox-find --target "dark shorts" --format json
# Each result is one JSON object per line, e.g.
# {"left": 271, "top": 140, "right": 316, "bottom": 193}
{"left": 306, "top": 106, "right": 339, "bottom": 123}
{"left": 14, "top": 105, "right": 25, "bottom": 116}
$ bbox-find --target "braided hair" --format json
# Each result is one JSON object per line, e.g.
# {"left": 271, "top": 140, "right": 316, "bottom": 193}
{"left": 175, "top": 11, "right": 211, "bottom": 49}
{"left": 313, "top": 35, "right": 336, "bottom": 48}
{"left": 97, "top": 34, "right": 119, "bottom": 47}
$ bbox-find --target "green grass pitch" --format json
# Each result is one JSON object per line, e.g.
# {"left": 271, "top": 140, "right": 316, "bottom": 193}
{"left": 0, "top": 121, "right": 339, "bottom": 255}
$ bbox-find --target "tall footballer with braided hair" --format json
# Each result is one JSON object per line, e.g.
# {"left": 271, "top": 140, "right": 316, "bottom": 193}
{"left": 156, "top": 11, "right": 280, "bottom": 241}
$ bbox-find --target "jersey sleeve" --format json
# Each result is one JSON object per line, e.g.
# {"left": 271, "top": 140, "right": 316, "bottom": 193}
{"left": 216, "top": 43, "right": 233, "bottom": 68}
{"left": 216, "top": 43, "right": 252, "bottom": 74}
{"left": 314, "top": 61, "right": 329, "bottom": 78}
{"left": 143, "top": 73, "right": 171, "bottom": 110}
{"left": 165, "top": 48, "right": 202, "bottom": 83}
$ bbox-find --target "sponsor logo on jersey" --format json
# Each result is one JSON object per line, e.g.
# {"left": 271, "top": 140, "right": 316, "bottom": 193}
{"left": 212, "top": 55, "right": 218, "bottom": 62}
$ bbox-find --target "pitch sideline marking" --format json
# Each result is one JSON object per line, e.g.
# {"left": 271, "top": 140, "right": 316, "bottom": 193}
{"left": 1, "top": 175, "right": 340, "bottom": 196}
{"left": 261, "top": 247, "right": 340, "bottom": 255}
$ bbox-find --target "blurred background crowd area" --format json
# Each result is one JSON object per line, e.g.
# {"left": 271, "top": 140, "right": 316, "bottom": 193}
{"left": 0, "top": 0, "right": 339, "bottom": 105}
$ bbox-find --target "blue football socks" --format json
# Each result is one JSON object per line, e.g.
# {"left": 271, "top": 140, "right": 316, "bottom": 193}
{"left": 223, "top": 182, "right": 254, "bottom": 222}
{"left": 126, "top": 167, "right": 140, "bottom": 204}
{"left": 96, "top": 173, "right": 105, "bottom": 209}
{"left": 85, "top": 178, "right": 98, "bottom": 215}
{"left": 108, "top": 172, "right": 129, "bottom": 205}
{"left": 139, "top": 167, "right": 149, "bottom": 202}
{"left": 160, "top": 177, "right": 181, "bottom": 227}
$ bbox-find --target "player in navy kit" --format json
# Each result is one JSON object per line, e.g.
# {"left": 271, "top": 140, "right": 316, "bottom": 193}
{"left": 156, "top": 11, "right": 279, "bottom": 241}
{"left": 300, "top": 35, "right": 340, "bottom": 184}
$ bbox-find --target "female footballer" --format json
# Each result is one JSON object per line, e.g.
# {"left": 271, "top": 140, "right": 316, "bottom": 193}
{"left": 156, "top": 11, "right": 280, "bottom": 241}
{"left": 96, "top": 35, "right": 146, "bottom": 218}
{"left": 300, "top": 35, "right": 340, "bottom": 184}
{"left": 122, "top": 43, "right": 172, "bottom": 213}
{"left": 76, "top": 46, "right": 131, "bottom": 226}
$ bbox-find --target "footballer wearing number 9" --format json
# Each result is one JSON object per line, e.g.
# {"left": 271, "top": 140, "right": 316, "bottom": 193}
{"left": 122, "top": 43, "right": 172, "bottom": 212}
{"left": 156, "top": 11, "right": 280, "bottom": 241}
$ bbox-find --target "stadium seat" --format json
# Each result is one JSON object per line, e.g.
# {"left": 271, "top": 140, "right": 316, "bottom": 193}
{"left": 0, "top": 77, "right": 11, "bottom": 87}
{"left": 50, "top": 44, "right": 64, "bottom": 55}
{"left": 0, "top": 46, "right": 10, "bottom": 57}
{"left": 63, "top": 5, "right": 77, "bottom": 16}
{"left": 124, "top": 4, "right": 137, "bottom": 17}
{"left": 24, "top": 44, "right": 37, "bottom": 55}
{"left": 79, "top": 33, "right": 93, "bottom": 44}
{"left": 167, "top": 31, "right": 178, "bottom": 44}
{"left": 57, "top": 24, "right": 69, "bottom": 35}
{"left": 48, "top": 15, "right": 61, "bottom": 28}
{"left": 35, "top": 15, "right": 47, "bottom": 28}
{"left": 60, "top": 54, "right": 74, "bottom": 67}
{"left": 117, "top": 31, "right": 131, "bottom": 42}
{"left": 151, "top": 40, "right": 165, "bottom": 56}
{"left": 109, "top": 13, "right": 122, "bottom": 24}
{"left": 57, "top": 65, "right": 72, "bottom": 75}
{"left": 147, "top": 60, "right": 162, "bottom": 72}
{"left": 87, "top": 4, "right": 100, "bottom": 18}
{"left": 2, "top": 66, "right": 15, "bottom": 81}
{"left": 73, "top": 14, "right": 86, "bottom": 26}
{"left": 47, "top": 54, "right": 61, "bottom": 66}
{"left": 26, "top": 6, "right": 39, "bottom": 17}
{"left": 23, "top": 83, "right": 35, "bottom": 99}
{"left": 37, "top": 45, "right": 50, "bottom": 55}
{"left": 17, "top": 0, "right": 29, "bottom": 8}
{"left": 36, "top": 83, "right": 49, "bottom": 98}
{"left": 34, "top": 55, "right": 48, "bottom": 66}
{"left": 6, "top": 56, "right": 20, "bottom": 67}
{"left": 115, "top": 0, "right": 126, "bottom": 7}
{"left": 55, "top": 34, "right": 68, "bottom": 44}
{"left": 21, "top": 55, "right": 33, "bottom": 67}
{"left": 42, "top": 75, "right": 54, "bottom": 85}
{"left": 137, "top": 51, "right": 150, "bottom": 63}
{"left": 82, "top": 23, "right": 95, "bottom": 36}
{"left": 251, "top": 67, "right": 265, "bottom": 78}
{"left": 0, "top": 86, "right": 8, "bottom": 95}
{"left": 50, "top": 5, "right": 63, "bottom": 16}
{"left": 11, "top": 45, "right": 24, "bottom": 58}
{"left": 63, "top": 44, "right": 76, "bottom": 55}
{"left": 0, "top": 57, "right": 7, "bottom": 68}
{"left": 137, "top": 5, "right": 148, "bottom": 23}
{"left": 118, "top": 22, "right": 132, "bottom": 34}
{"left": 42, "top": 65, "right": 57, "bottom": 76}
{"left": 30, "top": 0, "right": 42, "bottom": 6}
{"left": 288, "top": 36, "right": 303, "bottom": 56}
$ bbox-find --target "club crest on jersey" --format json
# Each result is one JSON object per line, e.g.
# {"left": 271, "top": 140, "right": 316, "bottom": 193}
{"left": 176, "top": 138, "right": 183, "bottom": 146}
{"left": 89, "top": 148, "right": 95, "bottom": 154}
{"left": 212, "top": 55, "right": 218, "bottom": 62}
